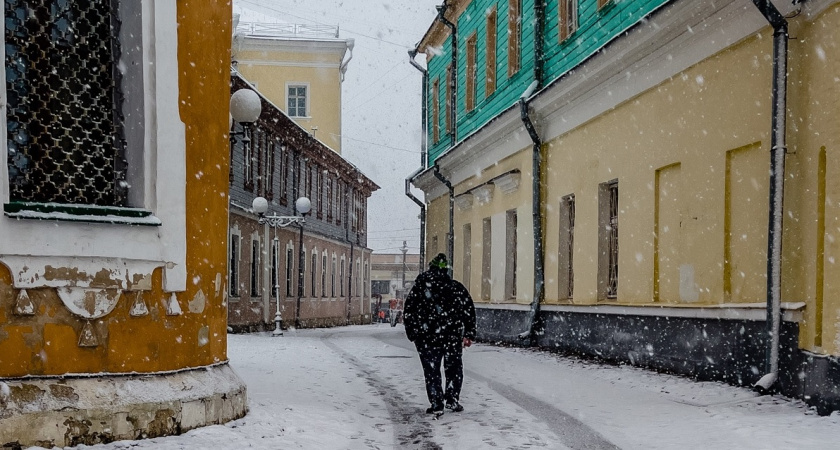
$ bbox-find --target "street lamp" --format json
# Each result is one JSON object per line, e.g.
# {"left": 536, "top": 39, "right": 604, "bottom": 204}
{"left": 252, "top": 196, "right": 311, "bottom": 336}
{"left": 230, "top": 89, "right": 262, "bottom": 181}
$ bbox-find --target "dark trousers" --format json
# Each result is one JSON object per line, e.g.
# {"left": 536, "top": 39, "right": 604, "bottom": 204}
{"left": 415, "top": 336, "right": 463, "bottom": 408}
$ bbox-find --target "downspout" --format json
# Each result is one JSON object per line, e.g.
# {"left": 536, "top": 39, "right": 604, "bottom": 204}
{"left": 519, "top": 1, "right": 546, "bottom": 347}
{"left": 436, "top": 2, "right": 457, "bottom": 146}
{"left": 408, "top": 49, "right": 428, "bottom": 169}
{"left": 406, "top": 168, "right": 427, "bottom": 269}
{"left": 433, "top": 165, "right": 455, "bottom": 278}
{"left": 408, "top": 48, "right": 428, "bottom": 268}
{"left": 751, "top": 0, "right": 788, "bottom": 392}
{"left": 518, "top": 81, "right": 544, "bottom": 347}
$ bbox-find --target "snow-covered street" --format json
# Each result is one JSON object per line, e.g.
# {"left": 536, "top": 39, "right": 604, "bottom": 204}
{"left": 38, "top": 324, "right": 840, "bottom": 449}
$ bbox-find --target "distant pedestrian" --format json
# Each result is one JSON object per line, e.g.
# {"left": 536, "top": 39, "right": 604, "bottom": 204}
{"left": 403, "top": 253, "right": 476, "bottom": 416}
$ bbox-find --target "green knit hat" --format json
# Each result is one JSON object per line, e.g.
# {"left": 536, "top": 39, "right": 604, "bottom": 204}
{"left": 429, "top": 253, "right": 448, "bottom": 270}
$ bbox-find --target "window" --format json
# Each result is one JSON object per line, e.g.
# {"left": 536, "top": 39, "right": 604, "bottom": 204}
{"left": 244, "top": 128, "right": 255, "bottom": 191}
{"left": 313, "top": 167, "right": 321, "bottom": 217}
{"left": 432, "top": 78, "right": 440, "bottom": 143}
{"left": 0, "top": 2, "right": 189, "bottom": 294}
{"left": 462, "top": 224, "right": 472, "bottom": 289}
{"left": 598, "top": 0, "right": 610, "bottom": 9}
{"left": 372, "top": 280, "right": 391, "bottom": 295}
{"left": 278, "top": 144, "right": 288, "bottom": 204}
{"left": 251, "top": 239, "right": 260, "bottom": 297}
{"left": 508, "top": 0, "right": 521, "bottom": 77}
{"left": 311, "top": 252, "right": 318, "bottom": 296}
{"left": 5, "top": 0, "right": 126, "bottom": 206}
{"left": 264, "top": 134, "right": 275, "bottom": 200}
{"left": 598, "top": 180, "right": 619, "bottom": 300}
{"left": 331, "top": 255, "right": 337, "bottom": 297}
{"left": 486, "top": 8, "right": 498, "bottom": 96}
{"left": 322, "top": 254, "right": 327, "bottom": 297}
{"left": 340, "top": 257, "right": 346, "bottom": 296}
{"left": 364, "top": 261, "right": 369, "bottom": 298}
{"left": 505, "top": 210, "right": 517, "bottom": 299}
{"left": 445, "top": 65, "right": 453, "bottom": 134}
{"left": 271, "top": 239, "right": 279, "bottom": 298}
{"left": 336, "top": 182, "right": 344, "bottom": 225}
{"left": 286, "top": 246, "right": 294, "bottom": 297}
{"left": 559, "top": 0, "right": 579, "bottom": 42}
{"left": 558, "top": 195, "right": 575, "bottom": 299}
{"left": 326, "top": 177, "right": 334, "bottom": 221}
{"left": 481, "top": 218, "right": 491, "bottom": 301}
{"left": 300, "top": 246, "right": 306, "bottom": 298}
{"left": 355, "top": 258, "right": 361, "bottom": 296}
{"left": 229, "top": 234, "right": 240, "bottom": 297}
{"left": 287, "top": 84, "right": 308, "bottom": 117}
{"left": 466, "top": 33, "right": 477, "bottom": 112}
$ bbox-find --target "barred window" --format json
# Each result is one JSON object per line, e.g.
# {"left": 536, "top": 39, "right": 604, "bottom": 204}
{"left": 6, "top": 0, "right": 130, "bottom": 206}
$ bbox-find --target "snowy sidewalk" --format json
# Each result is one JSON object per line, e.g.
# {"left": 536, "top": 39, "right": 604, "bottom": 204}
{"left": 33, "top": 324, "right": 840, "bottom": 449}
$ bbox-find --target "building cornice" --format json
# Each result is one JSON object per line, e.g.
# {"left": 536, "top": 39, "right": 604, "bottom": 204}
{"left": 420, "top": 0, "right": 808, "bottom": 202}
{"left": 237, "top": 36, "right": 349, "bottom": 56}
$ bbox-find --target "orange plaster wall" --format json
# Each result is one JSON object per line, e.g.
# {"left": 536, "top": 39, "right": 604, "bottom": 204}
{"left": 176, "top": 0, "right": 233, "bottom": 367}
{"left": 0, "top": 3, "right": 233, "bottom": 377}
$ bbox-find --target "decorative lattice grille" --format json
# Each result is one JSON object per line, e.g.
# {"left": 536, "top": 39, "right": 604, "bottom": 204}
{"left": 5, "top": 0, "right": 126, "bottom": 206}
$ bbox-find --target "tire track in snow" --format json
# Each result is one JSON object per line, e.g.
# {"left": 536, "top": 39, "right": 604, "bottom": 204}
{"left": 321, "top": 333, "right": 441, "bottom": 450}
{"left": 375, "top": 333, "right": 620, "bottom": 450}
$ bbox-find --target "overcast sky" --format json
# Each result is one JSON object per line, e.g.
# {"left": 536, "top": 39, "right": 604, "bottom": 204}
{"left": 234, "top": 0, "right": 441, "bottom": 255}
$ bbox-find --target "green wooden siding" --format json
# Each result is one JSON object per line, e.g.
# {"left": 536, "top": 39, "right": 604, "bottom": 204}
{"left": 425, "top": 0, "right": 670, "bottom": 166}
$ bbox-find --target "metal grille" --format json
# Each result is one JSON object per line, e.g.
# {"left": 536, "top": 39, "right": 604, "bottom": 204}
{"left": 607, "top": 183, "right": 619, "bottom": 299}
{"left": 6, "top": 0, "right": 126, "bottom": 205}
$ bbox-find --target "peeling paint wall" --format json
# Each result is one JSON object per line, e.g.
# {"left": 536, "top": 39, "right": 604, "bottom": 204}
{"left": 0, "top": 0, "right": 233, "bottom": 377}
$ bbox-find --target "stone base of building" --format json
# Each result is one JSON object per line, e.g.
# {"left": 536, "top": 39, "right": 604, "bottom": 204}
{"left": 0, "top": 363, "right": 247, "bottom": 449}
{"left": 228, "top": 314, "right": 371, "bottom": 334}
{"left": 475, "top": 304, "right": 840, "bottom": 415}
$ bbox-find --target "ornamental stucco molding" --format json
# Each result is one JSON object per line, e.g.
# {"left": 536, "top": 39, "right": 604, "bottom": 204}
{"left": 493, "top": 172, "right": 521, "bottom": 195}
{"left": 472, "top": 185, "right": 494, "bottom": 205}
{"left": 454, "top": 194, "right": 474, "bottom": 211}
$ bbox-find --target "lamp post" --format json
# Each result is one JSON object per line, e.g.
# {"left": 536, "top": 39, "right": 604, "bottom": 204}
{"left": 252, "top": 196, "right": 311, "bottom": 336}
{"left": 229, "top": 88, "right": 262, "bottom": 181}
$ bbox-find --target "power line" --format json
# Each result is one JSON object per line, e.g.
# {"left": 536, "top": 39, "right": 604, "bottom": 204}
{"left": 336, "top": 134, "right": 420, "bottom": 154}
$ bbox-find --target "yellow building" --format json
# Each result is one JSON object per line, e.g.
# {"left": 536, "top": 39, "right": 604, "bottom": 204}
{"left": 232, "top": 21, "right": 354, "bottom": 153}
{"left": 410, "top": 0, "right": 840, "bottom": 413}
{"left": 0, "top": 1, "right": 246, "bottom": 445}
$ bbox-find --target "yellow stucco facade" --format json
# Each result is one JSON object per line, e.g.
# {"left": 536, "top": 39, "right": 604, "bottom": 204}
{"left": 421, "top": 4, "right": 840, "bottom": 358}
{"left": 234, "top": 38, "right": 349, "bottom": 153}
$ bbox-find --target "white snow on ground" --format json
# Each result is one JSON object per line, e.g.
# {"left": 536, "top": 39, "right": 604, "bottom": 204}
{"left": 30, "top": 324, "right": 840, "bottom": 449}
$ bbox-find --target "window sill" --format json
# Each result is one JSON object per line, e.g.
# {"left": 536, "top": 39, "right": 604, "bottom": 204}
{"left": 3, "top": 202, "right": 161, "bottom": 226}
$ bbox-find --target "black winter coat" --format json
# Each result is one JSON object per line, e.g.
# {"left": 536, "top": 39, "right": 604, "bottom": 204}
{"left": 403, "top": 267, "right": 476, "bottom": 344}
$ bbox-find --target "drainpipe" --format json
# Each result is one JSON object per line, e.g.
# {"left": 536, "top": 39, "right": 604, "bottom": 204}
{"left": 517, "top": 0, "right": 547, "bottom": 347}
{"left": 436, "top": 2, "right": 457, "bottom": 146}
{"left": 406, "top": 169, "right": 427, "bottom": 269}
{"left": 518, "top": 81, "right": 544, "bottom": 347}
{"left": 751, "top": 0, "right": 788, "bottom": 392}
{"left": 407, "top": 48, "right": 428, "bottom": 269}
{"left": 433, "top": 165, "right": 455, "bottom": 278}
{"left": 408, "top": 49, "right": 428, "bottom": 168}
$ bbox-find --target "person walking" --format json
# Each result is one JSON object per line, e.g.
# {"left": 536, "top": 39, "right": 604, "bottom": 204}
{"left": 403, "top": 253, "right": 476, "bottom": 416}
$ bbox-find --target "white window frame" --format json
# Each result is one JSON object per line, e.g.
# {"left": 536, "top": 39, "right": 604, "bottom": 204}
{"left": 0, "top": 2, "right": 188, "bottom": 306}
{"left": 285, "top": 82, "right": 310, "bottom": 118}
